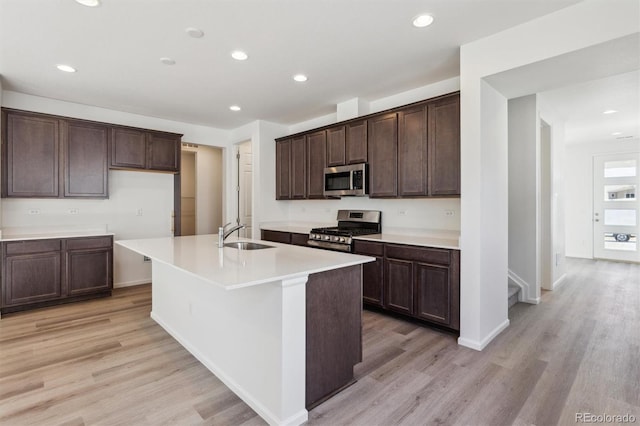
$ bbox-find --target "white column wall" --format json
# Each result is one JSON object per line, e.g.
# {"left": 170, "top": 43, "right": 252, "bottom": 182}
{"left": 459, "top": 0, "right": 639, "bottom": 350}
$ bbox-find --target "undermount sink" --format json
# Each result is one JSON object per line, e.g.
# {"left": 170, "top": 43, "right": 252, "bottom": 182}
{"left": 223, "top": 242, "right": 274, "bottom": 250}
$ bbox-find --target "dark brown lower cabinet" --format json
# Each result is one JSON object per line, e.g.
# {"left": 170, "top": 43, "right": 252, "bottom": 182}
{"left": 383, "top": 244, "right": 460, "bottom": 331}
{"left": 385, "top": 258, "right": 413, "bottom": 316}
{"left": 1, "top": 236, "right": 113, "bottom": 314}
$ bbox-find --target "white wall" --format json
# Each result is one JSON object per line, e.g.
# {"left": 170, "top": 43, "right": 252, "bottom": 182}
{"left": 564, "top": 137, "right": 640, "bottom": 258}
{"left": 458, "top": 0, "right": 638, "bottom": 350}
{"left": 508, "top": 95, "right": 539, "bottom": 302}
{"left": 1, "top": 91, "right": 231, "bottom": 286}
{"left": 2, "top": 171, "right": 174, "bottom": 286}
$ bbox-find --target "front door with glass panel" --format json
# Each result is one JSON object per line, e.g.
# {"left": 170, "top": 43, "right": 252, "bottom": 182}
{"left": 593, "top": 152, "right": 640, "bottom": 262}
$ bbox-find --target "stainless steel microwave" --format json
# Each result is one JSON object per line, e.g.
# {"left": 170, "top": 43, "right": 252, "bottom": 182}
{"left": 324, "top": 163, "right": 368, "bottom": 197}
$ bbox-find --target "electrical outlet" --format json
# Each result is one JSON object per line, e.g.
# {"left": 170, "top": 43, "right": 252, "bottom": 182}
{"left": 136, "top": 208, "right": 143, "bottom": 216}
{"left": 445, "top": 210, "right": 455, "bottom": 217}
{"left": 398, "top": 209, "right": 407, "bottom": 216}
{"left": 143, "top": 256, "right": 151, "bottom": 262}
{"left": 68, "top": 208, "right": 79, "bottom": 215}
{"left": 28, "top": 209, "right": 40, "bottom": 215}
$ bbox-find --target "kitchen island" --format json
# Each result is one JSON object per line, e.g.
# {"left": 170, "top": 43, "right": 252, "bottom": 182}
{"left": 117, "top": 234, "right": 373, "bottom": 426}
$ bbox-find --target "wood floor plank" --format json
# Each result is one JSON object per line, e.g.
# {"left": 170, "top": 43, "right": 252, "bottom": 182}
{"left": 0, "top": 260, "right": 638, "bottom": 425}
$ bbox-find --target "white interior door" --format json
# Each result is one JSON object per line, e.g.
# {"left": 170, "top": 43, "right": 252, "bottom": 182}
{"left": 237, "top": 141, "right": 253, "bottom": 238}
{"left": 593, "top": 152, "right": 640, "bottom": 262}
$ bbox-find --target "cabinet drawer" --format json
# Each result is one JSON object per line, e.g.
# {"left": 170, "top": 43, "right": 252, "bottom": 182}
{"left": 385, "top": 244, "right": 450, "bottom": 265}
{"left": 353, "top": 240, "right": 384, "bottom": 256}
{"left": 5, "top": 239, "right": 62, "bottom": 255}
{"left": 291, "top": 233, "right": 309, "bottom": 247}
{"left": 66, "top": 236, "right": 113, "bottom": 250}
{"left": 261, "top": 230, "right": 291, "bottom": 244}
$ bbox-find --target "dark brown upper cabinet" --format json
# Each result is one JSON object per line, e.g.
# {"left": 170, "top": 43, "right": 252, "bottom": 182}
{"left": 2, "top": 109, "right": 108, "bottom": 199}
{"left": 428, "top": 94, "right": 460, "bottom": 195}
{"left": 367, "top": 113, "right": 398, "bottom": 198}
{"left": 398, "top": 105, "right": 428, "bottom": 197}
{"left": 276, "top": 139, "right": 291, "bottom": 200}
{"left": 147, "top": 132, "right": 181, "bottom": 172}
{"left": 306, "top": 130, "right": 327, "bottom": 199}
{"left": 2, "top": 110, "right": 60, "bottom": 198}
{"left": 110, "top": 127, "right": 181, "bottom": 173}
{"left": 290, "top": 136, "right": 307, "bottom": 199}
{"left": 274, "top": 91, "right": 460, "bottom": 200}
{"left": 326, "top": 125, "right": 346, "bottom": 167}
{"left": 110, "top": 127, "right": 146, "bottom": 169}
{"left": 346, "top": 120, "right": 367, "bottom": 164}
{"left": 63, "top": 120, "right": 109, "bottom": 198}
{"left": 326, "top": 120, "right": 367, "bottom": 167}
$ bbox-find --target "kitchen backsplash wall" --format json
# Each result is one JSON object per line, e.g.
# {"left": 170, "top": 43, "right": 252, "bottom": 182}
{"left": 1, "top": 171, "right": 174, "bottom": 287}
{"left": 284, "top": 197, "right": 461, "bottom": 231}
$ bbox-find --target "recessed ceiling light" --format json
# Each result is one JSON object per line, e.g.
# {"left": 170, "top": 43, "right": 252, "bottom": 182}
{"left": 612, "top": 132, "right": 622, "bottom": 136}
{"left": 603, "top": 109, "right": 618, "bottom": 114}
{"left": 229, "top": 105, "right": 241, "bottom": 112}
{"left": 160, "top": 57, "right": 176, "bottom": 65}
{"left": 185, "top": 27, "right": 205, "bottom": 38}
{"left": 231, "top": 50, "right": 248, "bottom": 61}
{"left": 56, "top": 64, "right": 77, "bottom": 73}
{"left": 75, "top": 0, "right": 100, "bottom": 6}
{"left": 293, "top": 74, "right": 308, "bottom": 82}
{"left": 412, "top": 14, "right": 434, "bottom": 28}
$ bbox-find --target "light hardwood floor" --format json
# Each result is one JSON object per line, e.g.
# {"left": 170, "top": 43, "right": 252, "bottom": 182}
{"left": 0, "top": 258, "right": 638, "bottom": 425}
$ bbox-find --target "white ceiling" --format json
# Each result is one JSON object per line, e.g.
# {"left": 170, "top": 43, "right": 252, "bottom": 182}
{"left": 0, "top": 0, "right": 581, "bottom": 130}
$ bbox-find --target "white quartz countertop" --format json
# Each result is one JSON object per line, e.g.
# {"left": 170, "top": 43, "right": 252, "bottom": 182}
{"left": 260, "top": 222, "right": 460, "bottom": 250}
{"left": 0, "top": 226, "right": 113, "bottom": 242}
{"left": 117, "top": 234, "right": 374, "bottom": 290}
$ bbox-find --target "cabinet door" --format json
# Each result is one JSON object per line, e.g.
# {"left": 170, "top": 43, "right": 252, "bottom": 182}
{"left": 291, "top": 233, "right": 310, "bottom": 247}
{"left": 3, "top": 111, "right": 60, "bottom": 197}
{"left": 67, "top": 249, "right": 112, "bottom": 296}
{"left": 385, "top": 258, "right": 413, "bottom": 315}
{"left": 398, "top": 106, "right": 428, "bottom": 196}
{"left": 64, "top": 120, "right": 109, "bottom": 198}
{"left": 346, "top": 120, "right": 367, "bottom": 164}
{"left": 275, "top": 140, "right": 291, "bottom": 200}
{"left": 290, "top": 136, "right": 307, "bottom": 199}
{"left": 368, "top": 113, "right": 398, "bottom": 198}
{"left": 3, "top": 252, "right": 62, "bottom": 306}
{"left": 428, "top": 95, "right": 460, "bottom": 195}
{"left": 362, "top": 256, "right": 384, "bottom": 307}
{"left": 307, "top": 131, "right": 327, "bottom": 199}
{"left": 111, "top": 127, "right": 146, "bottom": 169}
{"left": 326, "top": 125, "right": 346, "bottom": 167}
{"left": 148, "top": 132, "right": 180, "bottom": 172}
{"left": 414, "top": 262, "right": 451, "bottom": 326}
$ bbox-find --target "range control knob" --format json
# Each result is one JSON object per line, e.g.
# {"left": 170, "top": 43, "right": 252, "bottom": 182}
{"left": 323, "top": 235, "right": 330, "bottom": 240}
{"left": 339, "top": 237, "right": 346, "bottom": 243}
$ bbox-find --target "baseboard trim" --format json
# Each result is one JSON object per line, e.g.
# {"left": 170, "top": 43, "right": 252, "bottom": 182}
{"left": 508, "top": 270, "right": 539, "bottom": 304}
{"left": 458, "top": 319, "right": 510, "bottom": 351}
{"left": 552, "top": 273, "right": 567, "bottom": 290}
{"left": 114, "top": 279, "right": 151, "bottom": 288}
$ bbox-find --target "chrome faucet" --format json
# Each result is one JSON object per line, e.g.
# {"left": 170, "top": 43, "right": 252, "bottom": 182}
{"left": 218, "top": 222, "right": 247, "bottom": 247}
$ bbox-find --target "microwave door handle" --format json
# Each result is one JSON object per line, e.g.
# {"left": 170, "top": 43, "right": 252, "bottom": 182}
{"left": 349, "top": 171, "right": 354, "bottom": 190}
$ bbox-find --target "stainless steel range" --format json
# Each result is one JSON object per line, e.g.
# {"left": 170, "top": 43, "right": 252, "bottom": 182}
{"left": 308, "top": 210, "right": 381, "bottom": 252}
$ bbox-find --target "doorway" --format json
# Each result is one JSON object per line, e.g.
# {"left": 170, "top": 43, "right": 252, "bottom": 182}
{"left": 593, "top": 152, "right": 640, "bottom": 262}
{"left": 180, "top": 144, "right": 224, "bottom": 236}
{"left": 237, "top": 141, "right": 253, "bottom": 238}
{"left": 181, "top": 151, "right": 197, "bottom": 236}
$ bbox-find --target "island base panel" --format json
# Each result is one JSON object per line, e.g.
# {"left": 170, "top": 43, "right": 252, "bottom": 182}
{"left": 306, "top": 264, "right": 362, "bottom": 408}
{"left": 150, "top": 261, "right": 308, "bottom": 426}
